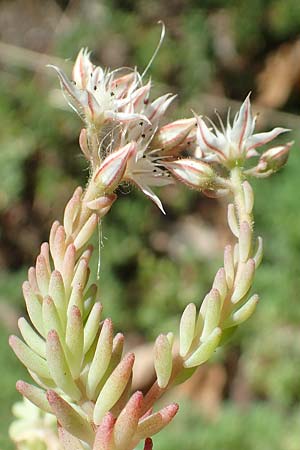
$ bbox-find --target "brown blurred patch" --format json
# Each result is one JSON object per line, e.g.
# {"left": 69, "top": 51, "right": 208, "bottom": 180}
{"left": 256, "top": 39, "right": 300, "bottom": 108}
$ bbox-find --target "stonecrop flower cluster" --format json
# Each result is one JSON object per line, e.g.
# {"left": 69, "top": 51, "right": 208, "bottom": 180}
{"left": 9, "top": 40, "right": 292, "bottom": 450}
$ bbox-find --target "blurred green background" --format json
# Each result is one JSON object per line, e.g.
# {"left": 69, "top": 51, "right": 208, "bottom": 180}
{"left": 1, "top": 0, "right": 300, "bottom": 449}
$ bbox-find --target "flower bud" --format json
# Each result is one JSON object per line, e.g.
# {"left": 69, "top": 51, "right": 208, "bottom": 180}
{"left": 94, "top": 143, "right": 136, "bottom": 191}
{"left": 253, "top": 142, "right": 292, "bottom": 176}
{"left": 165, "top": 158, "right": 215, "bottom": 190}
{"left": 152, "top": 118, "right": 196, "bottom": 154}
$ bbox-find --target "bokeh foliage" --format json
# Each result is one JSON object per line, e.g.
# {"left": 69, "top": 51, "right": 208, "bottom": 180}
{"left": 1, "top": 0, "right": 300, "bottom": 449}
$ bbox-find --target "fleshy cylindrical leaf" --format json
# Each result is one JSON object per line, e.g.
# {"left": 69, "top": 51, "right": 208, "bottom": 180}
{"left": 224, "top": 245, "right": 234, "bottom": 289}
{"left": 72, "top": 258, "right": 89, "bottom": 292}
{"left": 231, "top": 259, "right": 255, "bottom": 304}
{"left": 239, "top": 221, "right": 252, "bottom": 263}
{"left": 48, "top": 270, "right": 66, "bottom": 324}
{"left": 63, "top": 187, "right": 82, "bottom": 236}
{"left": 22, "top": 281, "right": 44, "bottom": 337}
{"left": 242, "top": 181, "right": 254, "bottom": 215}
{"left": 95, "top": 332, "right": 125, "bottom": 397}
{"left": 73, "top": 214, "right": 98, "bottom": 251}
{"left": 46, "top": 330, "right": 81, "bottom": 401}
{"left": 93, "top": 353, "right": 135, "bottom": 425}
{"left": 42, "top": 295, "right": 64, "bottom": 345}
{"left": 87, "top": 318, "right": 113, "bottom": 400}
{"left": 68, "top": 282, "right": 84, "bottom": 316}
{"left": 83, "top": 302, "right": 103, "bottom": 354}
{"left": 62, "top": 244, "right": 76, "bottom": 295}
{"left": 253, "top": 236, "right": 263, "bottom": 268}
{"left": 58, "top": 425, "right": 85, "bottom": 450}
{"left": 47, "top": 390, "right": 94, "bottom": 445}
{"left": 114, "top": 391, "right": 143, "bottom": 449}
{"left": 66, "top": 305, "right": 83, "bottom": 378}
{"left": 18, "top": 317, "right": 46, "bottom": 358}
{"left": 184, "top": 327, "right": 222, "bottom": 368}
{"left": 36, "top": 255, "right": 50, "bottom": 296}
{"left": 9, "top": 335, "right": 50, "bottom": 379}
{"left": 16, "top": 380, "right": 52, "bottom": 414}
{"left": 230, "top": 294, "right": 259, "bottom": 326}
{"left": 212, "top": 268, "right": 228, "bottom": 303}
{"left": 179, "top": 303, "right": 196, "bottom": 357}
{"left": 51, "top": 225, "right": 66, "bottom": 271}
{"left": 93, "top": 412, "right": 115, "bottom": 450}
{"left": 134, "top": 403, "right": 179, "bottom": 441}
{"left": 154, "top": 334, "right": 173, "bottom": 388}
{"left": 227, "top": 204, "right": 239, "bottom": 238}
{"left": 201, "top": 289, "right": 221, "bottom": 341}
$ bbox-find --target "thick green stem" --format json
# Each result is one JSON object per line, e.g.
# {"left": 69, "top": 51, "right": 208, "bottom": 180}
{"left": 230, "top": 166, "right": 253, "bottom": 229}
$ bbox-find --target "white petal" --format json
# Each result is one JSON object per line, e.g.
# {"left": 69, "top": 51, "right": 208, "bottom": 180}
{"left": 48, "top": 64, "right": 87, "bottom": 106}
{"left": 146, "top": 94, "right": 176, "bottom": 123}
{"left": 246, "top": 127, "right": 290, "bottom": 151}
{"left": 133, "top": 180, "right": 165, "bottom": 214}
{"left": 72, "top": 48, "right": 94, "bottom": 88}
{"left": 196, "top": 116, "right": 225, "bottom": 158}
{"left": 94, "top": 143, "right": 136, "bottom": 189}
{"left": 105, "top": 111, "right": 151, "bottom": 124}
{"left": 230, "top": 94, "right": 254, "bottom": 149}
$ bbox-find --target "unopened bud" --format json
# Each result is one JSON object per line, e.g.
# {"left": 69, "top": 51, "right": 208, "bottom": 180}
{"left": 255, "top": 142, "right": 292, "bottom": 175}
{"left": 152, "top": 118, "right": 196, "bottom": 154}
{"left": 94, "top": 143, "right": 136, "bottom": 191}
{"left": 165, "top": 158, "right": 215, "bottom": 190}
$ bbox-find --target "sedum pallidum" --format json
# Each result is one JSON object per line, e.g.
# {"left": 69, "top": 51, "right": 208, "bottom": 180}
{"left": 9, "top": 31, "right": 292, "bottom": 450}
